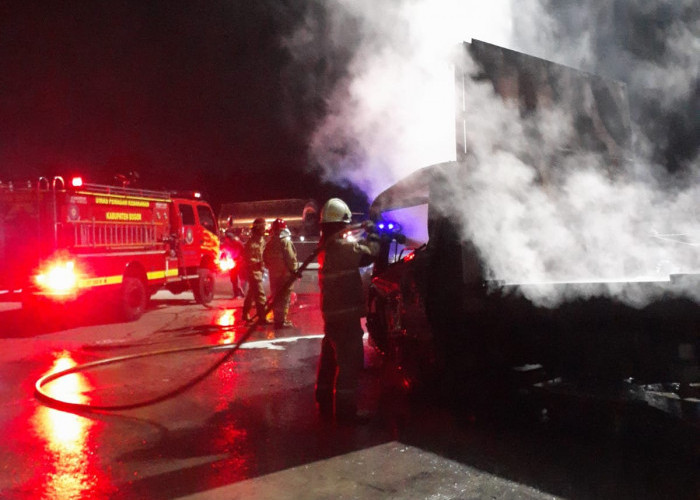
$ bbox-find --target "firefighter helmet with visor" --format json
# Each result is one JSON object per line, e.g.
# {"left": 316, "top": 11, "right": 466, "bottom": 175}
{"left": 320, "top": 198, "right": 352, "bottom": 224}
{"left": 271, "top": 218, "right": 287, "bottom": 234}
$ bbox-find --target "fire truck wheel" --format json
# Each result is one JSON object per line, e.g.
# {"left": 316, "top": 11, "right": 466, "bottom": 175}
{"left": 193, "top": 267, "right": 215, "bottom": 304}
{"left": 121, "top": 276, "right": 148, "bottom": 321}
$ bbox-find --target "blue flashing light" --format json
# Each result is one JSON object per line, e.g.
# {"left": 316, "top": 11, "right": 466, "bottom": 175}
{"left": 375, "top": 219, "right": 401, "bottom": 235}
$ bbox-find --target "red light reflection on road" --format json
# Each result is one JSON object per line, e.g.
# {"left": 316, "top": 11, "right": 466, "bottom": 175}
{"left": 215, "top": 309, "right": 237, "bottom": 344}
{"left": 31, "top": 352, "right": 101, "bottom": 499}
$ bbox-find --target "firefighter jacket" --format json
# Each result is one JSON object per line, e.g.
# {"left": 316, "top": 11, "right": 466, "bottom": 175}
{"left": 221, "top": 233, "right": 244, "bottom": 260}
{"left": 318, "top": 234, "right": 379, "bottom": 322}
{"left": 263, "top": 229, "right": 298, "bottom": 279}
{"left": 244, "top": 233, "right": 266, "bottom": 280}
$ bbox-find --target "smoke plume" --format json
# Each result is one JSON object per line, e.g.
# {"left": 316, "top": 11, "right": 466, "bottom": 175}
{"left": 288, "top": 0, "right": 700, "bottom": 307}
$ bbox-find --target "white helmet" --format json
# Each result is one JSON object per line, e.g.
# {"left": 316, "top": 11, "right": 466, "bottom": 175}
{"left": 321, "top": 198, "right": 352, "bottom": 223}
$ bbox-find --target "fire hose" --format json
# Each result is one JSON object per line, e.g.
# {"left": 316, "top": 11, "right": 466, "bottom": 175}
{"left": 34, "top": 222, "right": 370, "bottom": 413}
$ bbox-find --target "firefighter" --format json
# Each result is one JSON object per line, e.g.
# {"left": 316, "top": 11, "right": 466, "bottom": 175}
{"left": 263, "top": 218, "right": 298, "bottom": 329}
{"left": 222, "top": 217, "right": 245, "bottom": 298}
{"left": 315, "top": 198, "right": 380, "bottom": 423}
{"left": 241, "top": 217, "right": 271, "bottom": 325}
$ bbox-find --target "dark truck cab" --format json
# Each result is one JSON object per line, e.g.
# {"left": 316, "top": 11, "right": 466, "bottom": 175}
{"left": 369, "top": 163, "right": 699, "bottom": 372}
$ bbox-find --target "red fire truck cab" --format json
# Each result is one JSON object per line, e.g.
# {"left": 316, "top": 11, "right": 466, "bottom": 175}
{"left": 0, "top": 176, "right": 220, "bottom": 321}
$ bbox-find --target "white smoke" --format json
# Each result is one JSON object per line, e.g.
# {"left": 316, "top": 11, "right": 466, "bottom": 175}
{"left": 289, "top": 0, "right": 700, "bottom": 307}
{"left": 297, "top": 0, "right": 518, "bottom": 199}
{"left": 511, "top": 0, "right": 700, "bottom": 111}
{"left": 438, "top": 54, "right": 700, "bottom": 306}
{"left": 443, "top": 98, "right": 700, "bottom": 306}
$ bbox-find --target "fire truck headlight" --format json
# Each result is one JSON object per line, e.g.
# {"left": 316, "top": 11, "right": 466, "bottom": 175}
{"left": 35, "top": 261, "right": 78, "bottom": 294}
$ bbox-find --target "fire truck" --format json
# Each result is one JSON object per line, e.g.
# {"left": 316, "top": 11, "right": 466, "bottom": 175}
{"left": 0, "top": 175, "right": 220, "bottom": 321}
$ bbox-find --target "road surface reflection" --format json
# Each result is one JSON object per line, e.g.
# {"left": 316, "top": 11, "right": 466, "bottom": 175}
{"left": 31, "top": 352, "right": 107, "bottom": 498}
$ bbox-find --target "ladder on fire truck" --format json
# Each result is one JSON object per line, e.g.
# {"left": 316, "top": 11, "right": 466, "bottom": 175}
{"left": 49, "top": 176, "right": 167, "bottom": 251}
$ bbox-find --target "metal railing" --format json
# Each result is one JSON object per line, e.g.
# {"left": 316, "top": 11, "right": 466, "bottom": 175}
{"left": 72, "top": 220, "right": 164, "bottom": 249}
{"left": 78, "top": 182, "right": 170, "bottom": 200}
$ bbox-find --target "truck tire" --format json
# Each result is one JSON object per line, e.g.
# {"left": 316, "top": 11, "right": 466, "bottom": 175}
{"left": 367, "top": 291, "right": 404, "bottom": 355}
{"left": 193, "top": 267, "right": 215, "bottom": 304}
{"left": 121, "top": 276, "right": 147, "bottom": 321}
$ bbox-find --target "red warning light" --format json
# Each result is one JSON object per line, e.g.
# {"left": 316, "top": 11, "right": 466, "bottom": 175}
{"left": 219, "top": 252, "right": 236, "bottom": 272}
{"left": 71, "top": 177, "right": 83, "bottom": 188}
{"left": 34, "top": 260, "right": 79, "bottom": 295}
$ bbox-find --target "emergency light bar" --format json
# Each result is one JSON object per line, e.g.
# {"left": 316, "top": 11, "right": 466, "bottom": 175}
{"left": 375, "top": 220, "right": 402, "bottom": 235}
{"left": 171, "top": 190, "right": 204, "bottom": 200}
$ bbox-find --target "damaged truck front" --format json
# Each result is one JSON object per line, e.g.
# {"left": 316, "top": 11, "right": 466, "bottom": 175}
{"left": 367, "top": 41, "right": 700, "bottom": 418}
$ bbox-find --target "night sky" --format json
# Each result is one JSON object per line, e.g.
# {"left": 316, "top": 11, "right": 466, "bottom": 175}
{"left": 0, "top": 1, "right": 361, "bottom": 211}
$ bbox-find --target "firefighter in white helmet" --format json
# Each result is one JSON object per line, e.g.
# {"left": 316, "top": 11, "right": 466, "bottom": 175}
{"left": 315, "top": 198, "right": 380, "bottom": 423}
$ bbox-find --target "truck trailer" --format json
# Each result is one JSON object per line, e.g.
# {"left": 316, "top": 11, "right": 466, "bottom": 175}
{"left": 366, "top": 41, "right": 699, "bottom": 420}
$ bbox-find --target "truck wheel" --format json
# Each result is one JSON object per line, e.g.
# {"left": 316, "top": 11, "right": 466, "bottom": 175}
{"left": 121, "top": 276, "right": 147, "bottom": 321}
{"left": 193, "top": 267, "right": 215, "bottom": 304}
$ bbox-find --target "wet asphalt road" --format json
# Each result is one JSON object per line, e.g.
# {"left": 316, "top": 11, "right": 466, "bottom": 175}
{"left": 0, "top": 279, "right": 698, "bottom": 499}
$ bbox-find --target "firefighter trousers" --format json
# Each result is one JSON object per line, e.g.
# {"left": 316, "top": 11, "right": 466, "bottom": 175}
{"left": 242, "top": 270, "right": 266, "bottom": 320}
{"left": 315, "top": 316, "right": 364, "bottom": 416}
{"left": 269, "top": 273, "right": 293, "bottom": 326}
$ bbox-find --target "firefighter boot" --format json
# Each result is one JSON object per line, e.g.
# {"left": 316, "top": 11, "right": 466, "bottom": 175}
{"left": 315, "top": 390, "right": 334, "bottom": 421}
{"left": 314, "top": 382, "right": 335, "bottom": 420}
{"left": 241, "top": 294, "right": 254, "bottom": 323}
{"left": 241, "top": 306, "right": 252, "bottom": 324}
{"left": 335, "top": 392, "right": 371, "bottom": 425}
{"left": 256, "top": 306, "right": 272, "bottom": 325}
